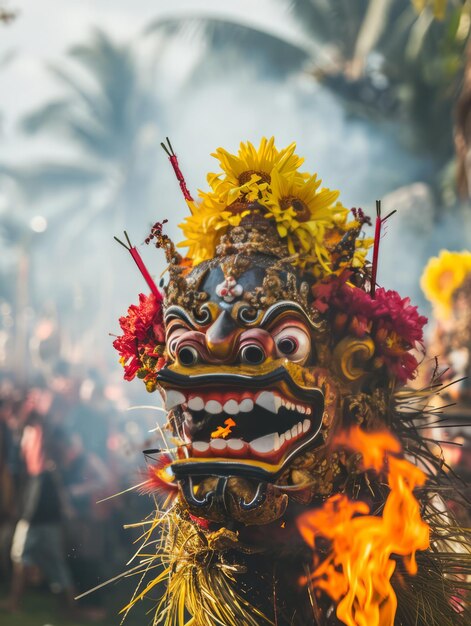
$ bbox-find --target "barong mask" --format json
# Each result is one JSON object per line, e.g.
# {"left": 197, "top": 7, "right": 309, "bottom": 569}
{"left": 114, "top": 138, "right": 392, "bottom": 525}
{"left": 113, "top": 139, "right": 470, "bottom": 626}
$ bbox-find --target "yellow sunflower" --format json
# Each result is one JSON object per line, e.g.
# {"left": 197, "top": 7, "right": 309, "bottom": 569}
{"left": 208, "top": 136, "right": 304, "bottom": 206}
{"left": 265, "top": 167, "right": 351, "bottom": 272}
{"left": 178, "top": 191, "right": 248, "bottom": 265}
{"left": 177, "top": 138, "right": 372, "bottom": 274}
{"left": 420, "top": 249, "right": 471, "bottom": 320}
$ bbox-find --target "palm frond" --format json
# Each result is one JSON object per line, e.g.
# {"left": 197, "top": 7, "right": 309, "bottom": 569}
{"left": 145, "top": 14, "right": 311, "bottom": 77}
{"left": 0, "top": 162, "right": 105, "bottom": 199}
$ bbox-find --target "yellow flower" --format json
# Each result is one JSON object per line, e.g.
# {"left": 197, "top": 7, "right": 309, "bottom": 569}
{"left": 352, "top": 237, "right": 374, "bottom": 269}
{"left": 178, "top": 192, "right": 235, "bottom": 265}
{"left": 177, "top": 137, "right": 372, "bottom": 274}
{"left": 420, "top": 249, "right": 471, "bottom": 319}
{"left": 208, "top": 136, "right": 304, "bottom": 206}
{"left": 265, "top": 167, "right": 361, "bottom": 273}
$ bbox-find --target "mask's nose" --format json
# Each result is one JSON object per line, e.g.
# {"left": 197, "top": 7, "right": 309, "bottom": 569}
{"left": 205, "top": 310, "right": 241, "bottom": 361}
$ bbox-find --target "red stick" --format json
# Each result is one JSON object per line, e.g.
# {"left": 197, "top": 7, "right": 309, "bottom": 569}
{"left": 161, "top": 138, "right": 193, "bottom": 203}
{"left": 370, "top": 214, "right": 382, "bottom": 298}
{"left": 370, "top": 201, "right": 396, "bottom": 298}
{"left": 169, "top": 154, "right": 193, "bottom": 202}
{"left": 129, "top": 247, "right": 162, "bottom": 302}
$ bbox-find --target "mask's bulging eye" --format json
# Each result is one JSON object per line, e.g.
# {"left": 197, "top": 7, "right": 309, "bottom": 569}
{"left": 167, "top": 326, "right": 188, "bottom": 359}
{"left": 177, "top": 346, "right": 199, "bottom": 366}
{"left": 240, "top": 344, "right": 266, "bottom": 365}
{"left": 277, "top": 337, "right": 298, "bottom": 355}
{"left": 273, "top": 326, "right": 311, "bottom": 363}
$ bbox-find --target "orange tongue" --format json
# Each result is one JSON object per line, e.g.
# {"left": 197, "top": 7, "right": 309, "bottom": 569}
{"left": 210, "top": 418, "right": 236, "bottom": 439}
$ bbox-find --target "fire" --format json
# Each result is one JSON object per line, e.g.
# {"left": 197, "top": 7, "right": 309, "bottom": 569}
{"left": 297, "top": 427, "right": 430, "bottom": 626}
{"left": 210, "top": 417, "right": 236, "bottom": 439}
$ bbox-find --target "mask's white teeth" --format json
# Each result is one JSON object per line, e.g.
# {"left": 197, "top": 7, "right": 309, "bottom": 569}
{"left": 279, "top": 433, "right": 285, "bottom": 447}
{"left": 205, "top": 400, "right": 223, "bottom": 415}
{"left": 297, "top": 422, "right": 303, "bottom": 436}
{"left": 291, "top": 425, "right": 297, "bottom": 438}
{"left": 306, "top": 407, "right": 312, "bottom": 415}
{"left": 223, "top": 399, "right": 239, "bottom": 415}
{"left": 210, "top": 438, "right": 227, "bottom": 454}
{"left": 239, "top": 398, "right": 254, "bottom": 412}
{"left": 273, "top": 432, "right": 280, "bottom": 451}
{"left": 255, "top": 391, "right": 281, "bottom": 414}
{"left": 226, "top": 438, "right": 250, "bottom": 457}
{"left": 227, "top": 438, "right": 245, "bottom": 451}
{"left": 285, "top": 429, "right": 292, "bottom": 441}
{"left": 192, "top": 441, "right": 210, "bottom": 456}
{"left": 164, "top": 390, "right": 186, "bottom": 410}
{"left": 303, "top": 419, "right": 310, "bottom": 433}
{"left": 239, "top": 398, "right": 253, "bottom": 413}
{"left": 250, "top": 432, "right": 278, "bottom": 456}
{"left": 298, "top": 405, "right": 305, "bottom": 414}
{"left": 188, "top": 396, "right": 204, "bottom": 411}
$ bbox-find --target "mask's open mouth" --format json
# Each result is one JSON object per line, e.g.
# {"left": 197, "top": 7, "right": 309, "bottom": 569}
{"left": 157, "top": 365, "right": 325, "bottom": 481}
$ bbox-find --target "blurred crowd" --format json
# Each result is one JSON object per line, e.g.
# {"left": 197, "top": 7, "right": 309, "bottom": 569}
{"left": 0, "top": 362, "right": 156, "bottom": 621}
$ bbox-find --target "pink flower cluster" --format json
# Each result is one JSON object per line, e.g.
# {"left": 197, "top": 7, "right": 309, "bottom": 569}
{"left": 113, "top": 293, "right": 166, "bottom": 390}
{"left": 313, "top": 272, "right": 427, "bottom": 382}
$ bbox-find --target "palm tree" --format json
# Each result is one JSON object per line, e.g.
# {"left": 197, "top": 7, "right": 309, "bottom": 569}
{"left": 4, "top": 29, "right": 163, "bottom": 235}
{"left": 0, "top": 29, "right": 165, "bottom": 374}
{"left": 145, "top": 0, "right": 470, "bottom": 205}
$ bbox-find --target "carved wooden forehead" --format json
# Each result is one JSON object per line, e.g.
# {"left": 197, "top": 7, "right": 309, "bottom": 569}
{"left": 164, "top": 253, "right": 317, "bottom": 323}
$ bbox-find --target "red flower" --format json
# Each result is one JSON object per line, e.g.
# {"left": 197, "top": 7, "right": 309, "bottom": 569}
{"left": 312, "top": 277, "right": 427, "bottom": 383}
{"left": 113, "top": 293, "right": 166, "bottom": 387}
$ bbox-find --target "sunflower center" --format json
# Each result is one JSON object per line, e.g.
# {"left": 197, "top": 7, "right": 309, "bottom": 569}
{"left": 238, "top": 170, "right": 271, "bottom": 186}
{"left": 281, "top": 196, "right": 310, "bottom": 222}
{"left": 226, "top": 200, "right": 264, "bottom": 216}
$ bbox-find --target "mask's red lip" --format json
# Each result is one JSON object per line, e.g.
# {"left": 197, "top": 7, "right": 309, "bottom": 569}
{"left": 163, "top": 388, "right": 314, "bottom": 415}
{"left": 169, "top": 387, "right": 322, "bottom": 470}
{"left": 158, "top": 368, "right": 325, "bottom": 480}
{"left": 169, "top": 425, "right": 325, "bottom": 483}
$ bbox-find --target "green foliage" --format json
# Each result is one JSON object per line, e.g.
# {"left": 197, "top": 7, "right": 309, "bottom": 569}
{"left": 275, "top": 0, "right": 470, "bottom": 203}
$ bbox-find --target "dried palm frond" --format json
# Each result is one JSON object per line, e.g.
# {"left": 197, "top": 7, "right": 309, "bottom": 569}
{"left": 122, "top": 504, "right": 273, "bottom": 626}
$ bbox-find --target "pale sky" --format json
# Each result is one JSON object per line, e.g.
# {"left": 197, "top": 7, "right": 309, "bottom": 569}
{"left": 0, "top": 0, "right": 302, "bottom": 147}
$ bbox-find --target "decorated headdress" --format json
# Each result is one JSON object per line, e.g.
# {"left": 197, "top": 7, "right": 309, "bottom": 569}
{"left": 113, "top": 139, "right": 470, "bottom": 626}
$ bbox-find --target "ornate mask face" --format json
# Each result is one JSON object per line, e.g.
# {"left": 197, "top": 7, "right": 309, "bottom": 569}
{"left": 113, "top": 139, "right": 458, "bottom": 626}
{"left": 158, "top": 252, "right": 330, "bottom": 523}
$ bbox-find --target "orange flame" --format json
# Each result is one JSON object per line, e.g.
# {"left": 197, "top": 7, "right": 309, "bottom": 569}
{"left": 297, "top": 426, "right": 430, "bottom": 626}
{"left": 210, "top": 417, "right": 236, "bottom": 439}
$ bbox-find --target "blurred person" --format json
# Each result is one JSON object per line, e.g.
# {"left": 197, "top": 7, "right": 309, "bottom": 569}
{"left": 61, "top": 430, "right": 112, "bottom": 620}
{"left": 0, "top": 393, "right": 16, "bottom": 580}
{"left": 5, "top": 387, "right": 77, "bottom": 615}
{"left": 69, "top": 370, "right": 112, "bottom": 459}
{"left": 48, "top": 358, "right": 79, "bottom": 427}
